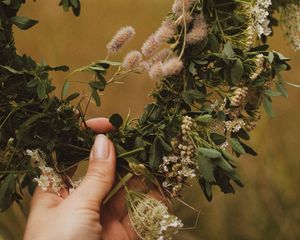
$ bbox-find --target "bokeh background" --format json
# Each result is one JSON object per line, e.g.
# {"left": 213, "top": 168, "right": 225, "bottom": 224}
{"left": 1, "top": 1, "right": 300, "bottom": 239}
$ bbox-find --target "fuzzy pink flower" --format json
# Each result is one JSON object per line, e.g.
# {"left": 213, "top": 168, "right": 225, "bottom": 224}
{"left": 122, "top": 50, "right": 143, "bottom": 69}
{"left": 162, "top": 57, "right": 183, "bottom": 77}
{"left": 172, "top": 0, "right": 195, "bottom": 17}
{"left": 148, "top": 61, "right": 163, "bottom": 80}
{"left": 106, "top": 26, "right": 136, "bottom": 54}
{"left": 141, "top": 34, "right": 160, "bottom": 56}
{"left": 150, "top": 49, "right": 172, "bottom": 65}
{"left": 186, "top": 14, "right": 208, "bottom": 45}
{"left": 154, "top": 20, "right": 176, "bottom": 43}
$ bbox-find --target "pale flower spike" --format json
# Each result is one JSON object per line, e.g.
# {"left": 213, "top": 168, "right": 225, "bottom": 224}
{"left": 141, "top": 34, "right": 160, "bottom": 57}
{"left": 162, "top": 57, "right": 183, "bottom": 77}
{"left": 186, "top": 14, "right": 208, "bottom": 45}
{"left": 149, "top": 61, "right": 163, "bottom": 80}
{"left": 106, "top": 26, "right": 136, "bottom": 54}
{"left": 154, "top": 20, "right": 176, "bottom": 44}
{"left": 122, "top": 50, "right": 143, "bottom": 69}
{"left": 172, "top": 0, "right": 195, "bottom": 17}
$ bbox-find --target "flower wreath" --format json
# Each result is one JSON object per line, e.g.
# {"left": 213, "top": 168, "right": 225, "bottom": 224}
{"left": 0, "top": 0, "right": 299, "bottom": 239}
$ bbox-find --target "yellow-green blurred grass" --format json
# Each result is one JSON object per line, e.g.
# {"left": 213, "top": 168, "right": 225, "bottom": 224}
{"left": 1, "top": 1, "right": 300, "bottom": 239}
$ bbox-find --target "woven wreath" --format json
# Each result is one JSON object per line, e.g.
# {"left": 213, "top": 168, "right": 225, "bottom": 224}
{"left": 1, "top": 0, "right": 299, "bottom": 239}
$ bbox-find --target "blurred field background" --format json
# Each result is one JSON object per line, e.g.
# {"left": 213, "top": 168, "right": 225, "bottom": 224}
{"left": 1, "top": 1, "right": 300, "bottom": 239}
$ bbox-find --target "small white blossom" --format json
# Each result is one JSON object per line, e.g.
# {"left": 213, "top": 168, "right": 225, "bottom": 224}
{"left": 251, "top": 0, "right": 272, "bottom": 38}
{"left": 34, "top": 175, "right": 50, "bottom": 191}
{"left": 26, "top": 149, "right": 64, "bottom": 195}
{"left": 220, "top": 141, "right": 229, "bottom": 150}
{"left": 224, "top": 119, "right": 246, "bottom": 133}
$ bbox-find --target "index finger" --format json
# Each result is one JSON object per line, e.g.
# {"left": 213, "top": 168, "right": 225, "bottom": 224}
{"left": 85, "top": 118, "right": 115, "bottom": 133}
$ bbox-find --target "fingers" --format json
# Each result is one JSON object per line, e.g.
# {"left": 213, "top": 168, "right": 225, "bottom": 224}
{"left": 70, "top": 134, "right": 116, "bottom": 206}
{"left": 85, "top": 118, "right": 115, "bottom": 133}
{"left": 101, "top": 212, "right": 133, "bottom": 240}
{"left": 30, "top": 187, "right": 64, "bottom": 210}
{"left": 105, "top": 176, "right": 148, "bottom": 220}
{"left": 121, "top": 215, "right": 138, "bottom": 240}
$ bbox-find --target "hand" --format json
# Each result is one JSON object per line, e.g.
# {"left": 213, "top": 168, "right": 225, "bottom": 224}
{"left": 24, "top": 118, "right": 139, "bottom": 240}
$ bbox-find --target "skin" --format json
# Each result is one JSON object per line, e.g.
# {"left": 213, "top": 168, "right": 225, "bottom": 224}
{"left": 24, "top": 118, "right": 160, "bottom": 240}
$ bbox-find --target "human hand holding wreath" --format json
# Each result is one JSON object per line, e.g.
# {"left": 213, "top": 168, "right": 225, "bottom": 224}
{"left": 24, "top": 118, "right": 145, "bottom": 240}
{"left": 1, "top": 0, "right": 300, "bottom": 239}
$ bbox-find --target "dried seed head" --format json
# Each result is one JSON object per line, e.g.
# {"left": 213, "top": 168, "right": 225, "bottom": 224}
{"left": 122, "top": 50, "right": 143, "bottom": 69}
{"left": 106, "top": 26, "right": 136, "bottom": 54}
{"left": 162, "top": 57, "right": 183, "bottom": 77}
{"left": 230, "top": 87, "right": 248, "bottom": 107}
{"left": 148, "top": 61, "right": 163, "bottom": 80}
{"left": 127, "top": 191, "right": 183, "bottom": 240}
{"left": 250, "top": 54, "right": 265, "bottom": 80}
{"left": 186, "top": 14, "right": 208, "bottom": 45}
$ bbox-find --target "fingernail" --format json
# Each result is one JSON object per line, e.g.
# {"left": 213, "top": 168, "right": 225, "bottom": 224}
{"left": 93, "top": 134, "right": 110, "bottom": 160}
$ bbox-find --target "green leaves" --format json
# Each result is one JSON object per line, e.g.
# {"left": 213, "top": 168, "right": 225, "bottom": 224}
{"left": 262, "top": 96, "right": 274, "bottom": 117}
{"left": 149, "top": 137, "right": 163, "bottom": 169}
{"left": 223, "top": 42, "right": 235, "bottom": 58}
{"left": 37, "top": 81, "right": 47, "bottom": 99}
{"left": 196, "top": 152, "right": 215, "bottom": 183}
{"left": 231, "top": 58, "right": 244, "bottom": 83}
{"left": 228, "top": 138, "right": 246, "bottom": 155}
{"left": 91, "top": 88, "right": 101, "bottom": 106}
{"left": 59, "top": 0, "right": 81, "bottom": 16}
{"left": 198, "top": 148, "right": 222, "bottom": 159}
{"left": 182, "top": 89, "right": 205, "bottom": 104}
{"left": 10, "top": 16, "right": 38, "bottom": 30}
{"left": 0, "top": 174, "right": 17, "bottom": 212}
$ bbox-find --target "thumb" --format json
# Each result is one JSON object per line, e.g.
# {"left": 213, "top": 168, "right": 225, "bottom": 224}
{"left": 71, "top": 134, "right": 116, "bottom": 205}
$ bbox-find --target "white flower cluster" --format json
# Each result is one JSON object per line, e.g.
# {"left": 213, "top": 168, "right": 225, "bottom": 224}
{"left": 159, "top": 116, "right": 196, "bottom": 197}
{"left": 230, "top": 87, "right": 248, "bottom": 107}
{"left": 26, "top": 149, "right": 64, "bottom": 195}
{"left": 224, "top": 119, "right": 246, "bottom": 133}
{"left": 220, "top": 141, "right": 229, "bottom": 150}
{"left": 210, "top": 98, "right": 227, "bottom": 112}
{"left": 250, "top": 54, "right": 265, "bottom": 80}
{"left": 251, "top": 0, "right": 272, "bottom": 38}
{"left": 128, "top": 192, "right": 183, "bottom": 240}
{"left": 281, "top": 4, "right": 300, "bottom": 51}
